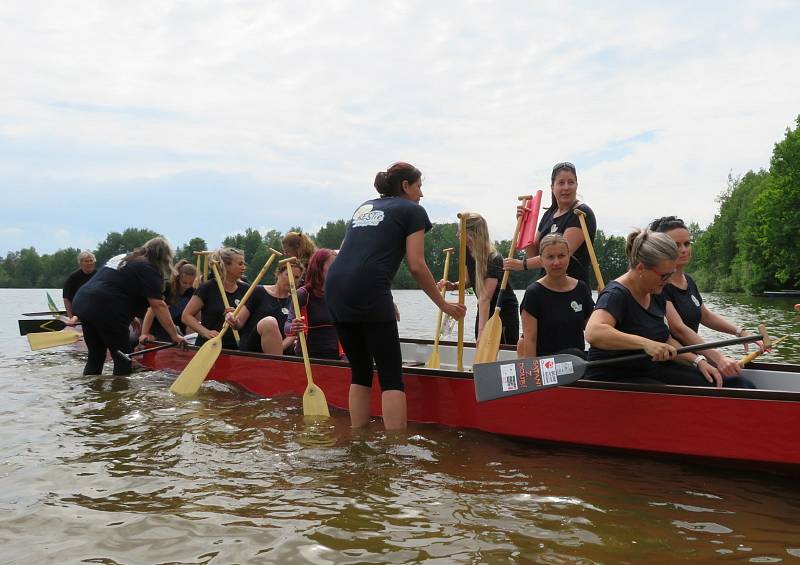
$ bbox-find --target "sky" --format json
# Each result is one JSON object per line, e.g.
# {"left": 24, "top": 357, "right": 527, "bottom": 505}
{"left": 1, "top": 1, "right": 799, "bottom": 256}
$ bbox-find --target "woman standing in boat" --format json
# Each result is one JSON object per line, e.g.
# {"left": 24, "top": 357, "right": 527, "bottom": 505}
{"left": 503, "top": 162, "right": 597, "bottom": 288}
{"left": 325, "top": 162, "right": 467, "bottom": 430}
{"left": 519, "top": 234, "right": 594, "bottom": 358}
{"left": 649, "top": 216, "right": 752, "bottom": 377}
{"left": 182, "top": 247, "right": 249, "bottom": 350}
{"left": 72, "top": 237, "right": 185, "bottom": 376}
{"left": 439, "top": 212, "right": 519, "bottom": 345}
{"left": 584, "top": 229, "right": 753, "bottom": 388}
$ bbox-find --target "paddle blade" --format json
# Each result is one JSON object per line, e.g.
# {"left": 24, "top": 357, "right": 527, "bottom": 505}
{"left": 303, "top": 384, "right": 330, "bottom": 417}
{"left": 474, "top": 353, "right": 587, "bottom": 402}
{"left": 27, "top": 330, "right": 81, "bottom": 350}
{"left": 473, "top": 313, "right": 502, "bottom": 364}
{"left": 169, "top": 337, "right": 222, "bottom": 396}
{"left": 425, "top": 346, "right": 441, "bottom": 369}
{"left": 19, "top": 318, "right": 67, "bottom": 335}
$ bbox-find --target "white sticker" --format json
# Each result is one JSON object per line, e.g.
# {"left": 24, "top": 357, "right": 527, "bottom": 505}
{"left": 538, "top": 358, "right": 558, "bottom": 386}
{"left": 556, "top": 361, "right": 574, "bottom": 376}
{"left": 500, "top": 364, "right": 519, "bottom": 392}
{"left": 691, "top": 294, "right": 700, "bottom": 307}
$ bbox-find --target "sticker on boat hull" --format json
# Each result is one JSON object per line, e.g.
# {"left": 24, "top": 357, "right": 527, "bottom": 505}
{"left": 500, "top": 363, "right": 518, "bottom": 391}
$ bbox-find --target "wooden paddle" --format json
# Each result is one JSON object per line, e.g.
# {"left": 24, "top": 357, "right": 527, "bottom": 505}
{"left": 457, "top": 213, "right": 467, "bottom": 372}
{"left": 425, "top": 247, "right": 455, "bottom": 369}
{"left": 170, "top": 249, "right": 281, "bottom": 396}
{"left": 282, "top": 257, "right": 330, "bottom": 418}
{"left": 210, "top": 262, "right": 241, "bottom": 346}
{"left": 474, "top": 325, "right": 771, "bottom": 402}
{"left": 473, "top": 196, "right": 530, "bottom": 364}
{"left": 574, "top": 208, "right": 604, "bottom": 291}
{"left": 27, "top": 329, "right": 82, "bottom": 350}
{"left": 738, "top": 335, "right": 788, "bottom": 366}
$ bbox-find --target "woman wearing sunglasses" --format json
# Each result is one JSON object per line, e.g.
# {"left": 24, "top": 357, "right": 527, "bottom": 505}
{"left": 584, "top": 228, "right": 753, "bottom": 387}
{"left": 649, "top": 216, "right": 753, "bottom": 378}
{"left": 503, "top": 161, "right": 596, "bottom": 288}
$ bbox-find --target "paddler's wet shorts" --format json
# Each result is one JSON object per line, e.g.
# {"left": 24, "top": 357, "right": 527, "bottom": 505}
{"left": 334, "top": 321, "right": 403, "bottom": 391}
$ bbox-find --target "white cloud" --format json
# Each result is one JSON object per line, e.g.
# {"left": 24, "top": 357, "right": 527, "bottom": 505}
{"left": 1, "top": 0, "right": 799, "bottom": 253}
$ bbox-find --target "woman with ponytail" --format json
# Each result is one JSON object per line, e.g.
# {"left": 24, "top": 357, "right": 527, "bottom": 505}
{"left": 181, "top": 247, "right": 249, "bottom": 350}
{"left": 325, "top": 162, "right": 467, "bottom": 430}
{"left": 584, "top": 229, "right": 753, "bottom": 388}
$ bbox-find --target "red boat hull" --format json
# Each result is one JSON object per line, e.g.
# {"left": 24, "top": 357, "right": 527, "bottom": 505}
{"left": 139, "top": 345, "right": 800, "bottom": 469}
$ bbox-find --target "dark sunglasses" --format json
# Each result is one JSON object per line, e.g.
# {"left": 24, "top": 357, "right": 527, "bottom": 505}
{"left": 649, "top": 268, "right": 675, "bottom": 282}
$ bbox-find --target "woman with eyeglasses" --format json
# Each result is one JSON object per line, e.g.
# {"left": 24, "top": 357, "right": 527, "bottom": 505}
{"left": 503, "top": 161, "right": 597, "bottom": 288}
{"left": 584, "top": 229, "right": 753, "bottom": 387}
{"left": 649, "top": 216, "right": 752, "bottom": 377}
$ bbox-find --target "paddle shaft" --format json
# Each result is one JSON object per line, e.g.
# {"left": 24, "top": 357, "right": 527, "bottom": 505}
{"left": 574, "top": 208, "right": 604, "bottom": 291}
{"left": 739, "top": 335, "right": 788, "bottom": 366}
{"left": 457, "top": 214, "right": 467, "bottom": 372}
{"left": 210, "top": 263, "right": 241, "bottom": 344}
{"left": 432, "top": 249, "right": 454, "bottom": 349}
{"left": 284, "top": 260, "right": 315, "bottom": 387}
{"left": 488, "top": 196, "right": 530, "bottom": 319}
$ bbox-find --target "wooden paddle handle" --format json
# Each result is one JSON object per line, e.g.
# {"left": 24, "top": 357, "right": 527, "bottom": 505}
{"left": 231, "top": 249, "right": 282, "bottom": 318}
{"left": 432, "top": 249, "right": 454, "bottom": 349}
{"left": 738, "top": 334, "right": 787, "bottom": 366}
{"left": 497, "top": 197, "right": 530, "bottom": 292}
{"left": 210, "top": 263, "right": 239, "bottom": 342}
{"left": 456, "top": 213, "right": 467, "bottom": 372}
{"left": 283, "top": 258, "right": 315, "bottom": 386}
{"left": 574, "top": 208, "right": 604, "bottom": 291}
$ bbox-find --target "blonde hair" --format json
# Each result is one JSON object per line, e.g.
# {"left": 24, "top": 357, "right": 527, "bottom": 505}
{"left": 625, "top": 229, "right": 677, "bottom": 270}
{"left": 121, "top": 237, "right": 174, "bottom": 279}
{"left": 282, "top": 232, "right": 317, "bottom": 267}
{"left": 210, "top": 247, "right": 244, "bottom": 282}
{"left": 538, "top": 233, "right": 570, "bottom": 256}
{"left": 166, "top": 259, "right": 197, "bottom": 303}
{"left": 463, "top": 213, "right": 498, "bottom": 299}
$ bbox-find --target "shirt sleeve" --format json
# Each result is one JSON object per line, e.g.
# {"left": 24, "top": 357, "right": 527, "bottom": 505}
{"left": 594, "top": 285, "right": 626, "bottom": 325}
{"left": 404, "top": 203, "right": 432, "bottom": 236}
{"left": 486, "top": 254, "right": 503, "bottom": 281}
{"left": 194, "top": 281, "right": 213, "bottom": 305}
{"left": 581, "top": 282, "right": 595, "bottom": 321}
{"left": 134, "top": 262, "right": 164, "bottom": 300}
{"left": 520, "top": 284, "right": 541, "bottom": 318}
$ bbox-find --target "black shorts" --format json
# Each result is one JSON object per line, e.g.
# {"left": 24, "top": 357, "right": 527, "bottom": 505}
{"left": 334, "top": 321, "right": 403, "bottom": 391}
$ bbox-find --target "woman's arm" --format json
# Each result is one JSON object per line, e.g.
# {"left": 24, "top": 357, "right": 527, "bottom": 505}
{"left": 406, "top": 230, "right": 466, "bottom": 320}
{"left": 182, "top": 295, "right": 216, "bottom": 339}
{"left": 585, "top": 309, "right": 676, "bottom": 361}
{"left": 670, "top": 335, "right": 722, "bottom": 387}
{"left": 665, "top": 301, "right": 742, "bottom": 377}
{"left": 476, "top": 276, "right": 498, "bottom": 340}
{"left": 148, "top": 298, "right": 185, "bottom": 343}
{"left": 139, "top": 308, "right": 156, "bottom": 344}
{"left": 519, "top": 311, "right": 538, "bottom": 358}
{"left": 700, "top": 305, "right": 745, "bottom": 336}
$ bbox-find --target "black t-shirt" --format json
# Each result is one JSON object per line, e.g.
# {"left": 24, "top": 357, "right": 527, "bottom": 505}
{"left": 520, "top": 280, "right": 594, "bottom": 356}
{"left": 537, "top": 203, "right": 596, "bottom": 286}
{"left": 661, "top": 274, "right": 703, "bottom": 332}
{"left": 285, "top": 287, "right": 340, "bottom": 359}
{"left": 63, "top": 269, "right": 96, "bottom": 302}
{"left": 72, "top": 261, "right": 163, "bottom": 329}
{"left": 240, "top": 285, "right": 291, "bottom": 345}
{"left": 193, "top": 279, "right": 249, "bottom": 350}
{"left": 326, "top": 196, "right": 432, "bottom": 322}
{"left": 586, "top": 280, "right": 670, "bottom": 378}
{"left": 151, "top": 286, "right": 194, "bottom": 341}
{"left": 466, "top": 252, "right": 518, "bottom": 311}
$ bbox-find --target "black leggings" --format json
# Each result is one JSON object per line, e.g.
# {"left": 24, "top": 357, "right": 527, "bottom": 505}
{"left": 587, "top": 361, "right": 756, "bottom": 388}
{"left": 335, "top": 321, "right": 404, "bottom": 392}
{"left": 81, "top": 320, "right": 133, "bottom": 376}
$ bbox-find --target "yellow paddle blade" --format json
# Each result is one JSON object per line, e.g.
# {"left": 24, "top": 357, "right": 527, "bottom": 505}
{"left": 473, "top": 313, "right": 502, "bottom": 364}
{"left": 303, "top": 383, "right": 330, "bottom": 417}
{"left": 425, "top": 346, "right": 441, "bottom": 369}
{"left": 169, "top": 335, "right": 223, "bottom": 396}
{"left": 27, "top": 330, "right": 82, "bottom": 350}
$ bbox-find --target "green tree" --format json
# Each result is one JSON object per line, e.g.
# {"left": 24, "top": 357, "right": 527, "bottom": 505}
{"left": 175, "top": 237, "right": 208, "bottom": 262}
{"left": 592, "top": 230, "right": 627, "bottom": 288}
{"left": 95, "top": 228, "right": 162, "bottom": 266}
{"left": 314, "top": 220, "right": 347, "bottom": 249}
{"left": 13, "top": 247, "right": 42, "bottom": 288}
{"left": 40, "top": 248, "right": 81, "bottom": 288}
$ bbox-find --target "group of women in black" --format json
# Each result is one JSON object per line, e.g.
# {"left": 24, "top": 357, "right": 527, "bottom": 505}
{"left": 68, "top": 159, "right": 757, "bottom": 429}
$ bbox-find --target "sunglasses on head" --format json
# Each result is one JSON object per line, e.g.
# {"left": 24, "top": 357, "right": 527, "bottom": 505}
{"left": 552, "top": 161, "right": 576, "bottom": 172}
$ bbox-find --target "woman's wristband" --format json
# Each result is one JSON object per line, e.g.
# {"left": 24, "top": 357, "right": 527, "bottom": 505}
{"left": 522, "top": 257, "right": 529, "bottom": 271}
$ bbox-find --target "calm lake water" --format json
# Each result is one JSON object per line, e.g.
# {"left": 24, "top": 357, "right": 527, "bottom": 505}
{"left": 1, "top": 288, "right": 800, "bottom": 564}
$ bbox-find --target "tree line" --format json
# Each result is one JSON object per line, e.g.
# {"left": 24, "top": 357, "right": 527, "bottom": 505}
{"left": 691, "top": 115, "right": 800, "bottom": 293}
{"left": 18, "top": 111, "right": 798, "bottom": 294}
{"left": 0, "top": 219, "right": 628, "bottom": 291}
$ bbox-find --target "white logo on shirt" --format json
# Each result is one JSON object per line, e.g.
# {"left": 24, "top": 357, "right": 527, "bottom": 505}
{"left": 352, "top": 204, "right": 385, "bottom": 227}
{"left": 691, "top": 295, "right": 700, "bottom": 307}
{"left": 550, "top": 224, "right": 558, "bottom": 233}
{"left": 570, "top": 300, "right": 583, "bottom": 313}
{"left": 281, "top": 307, "right": 289, "bottom": 315}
